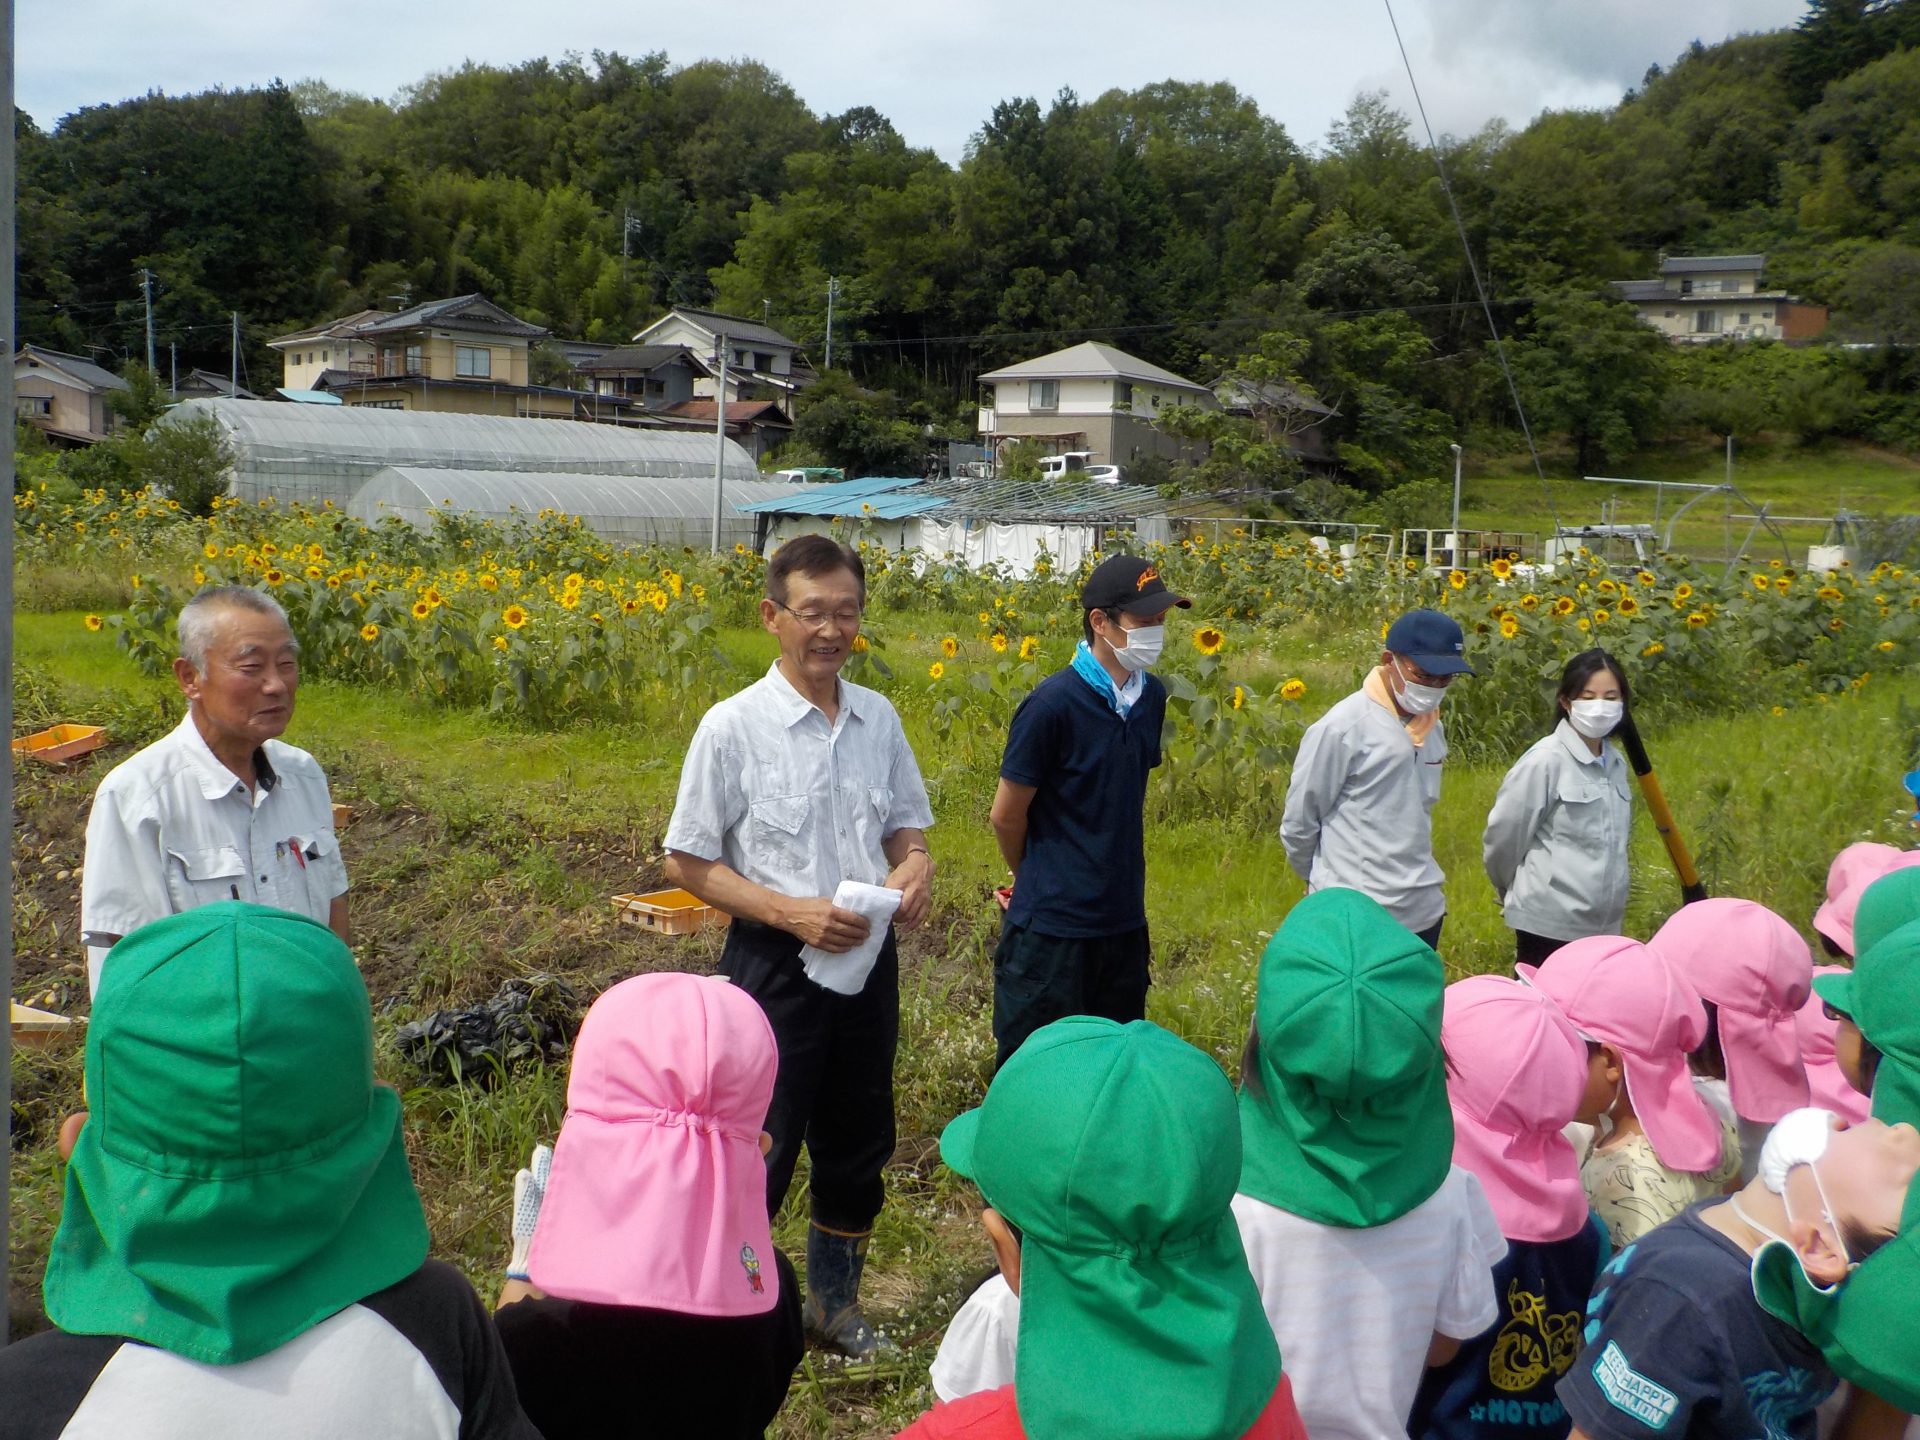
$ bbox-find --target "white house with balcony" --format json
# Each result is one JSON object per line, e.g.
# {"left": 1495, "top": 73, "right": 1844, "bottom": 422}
{"left": 629, "top": 306, "right": 815, "bottom": 415}
{"left": 1611, "top": 254, "right": 1829, "bottom": 344}
{"left": 976, "top": 341, "right": 1214, "bottom": 472}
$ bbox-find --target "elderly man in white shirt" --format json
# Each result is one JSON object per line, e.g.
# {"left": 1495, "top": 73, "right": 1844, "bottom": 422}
{"left": 1280, "top": 608, "right": 1473, "bottom": 952}
{"left": 664, "top": 533, "right": 934, "bottom": 1362}
{"left": 81, "top": 587, "right": 348, "bottom": 992}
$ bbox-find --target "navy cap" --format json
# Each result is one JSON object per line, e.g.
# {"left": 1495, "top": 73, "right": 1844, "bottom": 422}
{"left": 1384, "top": 608, "right": 1474, "bottom": 675}
{"left": 1081, "top": 556, "right": 1192, "bottom": 616}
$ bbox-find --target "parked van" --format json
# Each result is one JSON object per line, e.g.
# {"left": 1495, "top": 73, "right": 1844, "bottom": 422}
{"left": 1038, "top": 451, "right": 1094, "bottom": 478}
{"left": 772, "top": 466, "right": 845, "bottom": 484}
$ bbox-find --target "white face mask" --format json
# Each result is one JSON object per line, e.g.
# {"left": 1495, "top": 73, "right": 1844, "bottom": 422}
{"left": 1759, "top": 1107, "right": 1838, "bottom": 1195}
{"left": 1108, "top": 623, "right": 1164, "bottom": 673}
{"left": 1390, "top": 658, "right": 1448, "bottom": 715}
{"left": 1567, "top": 698, "right": 1624, "bottom": 739}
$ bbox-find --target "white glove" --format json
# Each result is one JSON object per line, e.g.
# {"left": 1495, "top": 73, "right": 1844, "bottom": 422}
{"left": 506, "top": 1144, "right": 553, "bottom": 1282}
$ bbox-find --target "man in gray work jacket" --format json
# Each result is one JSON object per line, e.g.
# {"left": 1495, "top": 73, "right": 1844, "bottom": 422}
{"left": 1279, "top": 608, "right": 1473, "bottom": 952}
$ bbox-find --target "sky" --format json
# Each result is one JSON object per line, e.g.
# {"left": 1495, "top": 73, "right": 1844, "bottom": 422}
{"left": 21, "top": 1, "right": 1813, "bottom": 159}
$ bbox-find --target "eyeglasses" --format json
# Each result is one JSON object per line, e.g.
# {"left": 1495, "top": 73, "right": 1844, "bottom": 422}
{"left": 774, "top": 600, "right": 863, "bottom": 630}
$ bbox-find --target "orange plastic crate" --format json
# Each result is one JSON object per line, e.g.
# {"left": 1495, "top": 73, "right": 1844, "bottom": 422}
{"left": 610, "top": 888, "right": 726, "bottom": 935}
{"left": 11, "top": 723, "right": 107, "bottom": 765}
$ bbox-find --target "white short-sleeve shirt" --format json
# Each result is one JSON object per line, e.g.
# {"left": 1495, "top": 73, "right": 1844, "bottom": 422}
{"left": 1232, "top": 1166, "right": 1507, "bottom": 1440}
{"left": 81, "top": 713, "right": 348, "bottom": 991}
{"left": 663, "top": 663, "right": 935, "bottom": 899}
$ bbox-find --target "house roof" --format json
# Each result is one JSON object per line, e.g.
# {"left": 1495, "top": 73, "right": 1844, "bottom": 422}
{"left": 352, "top": 294, "right": 549, "bottom": 340}
{"left": 581, "top": 344, "right": 698, "bottom": 374}
{"left": 309, "top": 369, "right": 629, "bottom": 405}
{"left": 632, "top": 306, "right": 800, "bottom": 352}
{"left": 178, "top": 369, "right": 258, "bottom": 400}
{"left": 1209, "top": 377, "right": 1338, "bottom": 418}
{"left": 15, "top": 344, "right": 129, "bottom": 393}
{"left": 977, "top": 342, "right": 1211, "bottom": 393}
{"left": 660, "top": 399, "right": 790, "bottom": 427}
{"left": 738, "top": 474, "right": 1176, "bottom": 522}
{"left": 1659, "top": 254, "right": 1765, "bottom": 275}
{"left": 267, "top": 309, "right": 392, "bottom": 347}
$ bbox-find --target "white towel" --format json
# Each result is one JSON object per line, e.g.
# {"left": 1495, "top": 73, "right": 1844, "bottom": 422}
{"left": 800, "top": 881, "right": 903, "bottom": 995}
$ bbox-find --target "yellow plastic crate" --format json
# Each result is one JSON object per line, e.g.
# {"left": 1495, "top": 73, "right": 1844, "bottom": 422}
{"left": 610, "top": 888, "right": 726, "bottom": 936}
{"left": 12, "top": 723, "right": 107, "bottom": 765}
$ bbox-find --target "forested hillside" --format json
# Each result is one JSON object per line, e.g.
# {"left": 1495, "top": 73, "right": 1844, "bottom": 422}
{"left": 16, "top": 0, "right": 1920, "bottom": 496}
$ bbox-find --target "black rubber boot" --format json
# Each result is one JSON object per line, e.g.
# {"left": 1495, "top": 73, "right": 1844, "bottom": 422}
{"left": 802, "top": 1222, "right": 898, "bottom": 1360}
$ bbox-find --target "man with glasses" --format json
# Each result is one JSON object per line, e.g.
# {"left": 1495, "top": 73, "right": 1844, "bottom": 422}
{"left": 1280, "top": 608, "right": 1472, "bottom": 951}
{"left": 664, "top": 534, "right": 934, "bottom": 1360}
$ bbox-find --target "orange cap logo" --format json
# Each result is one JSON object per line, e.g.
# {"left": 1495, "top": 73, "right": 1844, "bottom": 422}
{"left": 1136, "top": 566, "right": 1159, "bottom": 591}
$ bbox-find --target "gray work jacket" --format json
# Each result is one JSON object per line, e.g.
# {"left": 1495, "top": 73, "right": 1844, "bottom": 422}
{"left": 1482, "top": 719, "right": 1634, "bottom": 943}
{"left": 1280, "top": 685, "right": 1448, "bottom": 931}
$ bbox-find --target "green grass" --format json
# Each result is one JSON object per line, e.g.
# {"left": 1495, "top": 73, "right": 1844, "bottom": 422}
{"left": 11, "top": 604, "right": 1920, "bottom": 1436}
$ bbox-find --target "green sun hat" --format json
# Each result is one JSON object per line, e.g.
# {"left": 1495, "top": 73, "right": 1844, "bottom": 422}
{"left": 939, "top": 1015, "right": 1279, "bottom": 1440}
{"left": 1238, "top": 887, "right": 1452, "bottom": 1227}
{"left": 1853, "top": 867, "right": 1920, "bottom": 966}
{"left": 44, "top": 902, "right": 429, "bottom": 1365}
{"left": 1753, "top": 1174, "right": 1920, "bottom": 1412}
{"left": 1850, "top": 919, "right": 1920, "bottom": 1128}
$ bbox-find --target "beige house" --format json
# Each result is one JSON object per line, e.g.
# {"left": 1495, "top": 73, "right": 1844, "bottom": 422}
{"left": 977, "top": 342, "right": 1214, "bottom": 470}
{"left": 13, "top": 345, "right": 129, "bottom": 446}
{"left": 268, "top": 295, "right": 627, "bottom": 421}
{"left": 630, "top": 306, "right": 814, "bottom": 413}
{"left": 1612, "top": 255, "right": 1829, "bottom": 344}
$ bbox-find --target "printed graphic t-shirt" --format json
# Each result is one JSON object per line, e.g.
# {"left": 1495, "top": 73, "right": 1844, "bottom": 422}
{"left": 1558, "top": 1204, "right": 1836, "bottom": 1440}
{"left": 1409, "top": 1213, "right": 1611, "bottom": 1440}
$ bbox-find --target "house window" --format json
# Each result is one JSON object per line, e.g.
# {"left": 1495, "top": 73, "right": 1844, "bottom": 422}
{"left": 1151, "top": 393, "right": 1160, "bottom": 409}
{"left": 1115, "top": 381, "right": 1132, "bottom": 409}
{"left": 405, "top": 344, "right": 423, "bottom": 373}
{"left": 1738, "top": 313, "right": 1751, "bottom": 326}
{"left": 1664, "top": 310, "right": 1677, "bottom": 319}
{"left": 456, "top": 345, "right": 491, "bottom": 378}
{"left": 321, "top": 349, "right": 330, "bottom": 365}
{"left": 17, "top": 395, "right": 50, "bottom": 418}
{"left": 1762, "top": 311, "right": 1773, "bottom": 320}
{"left": 1029, "top": 379, "right": 1059, "bottom": 411}
{"left": 1693, "top": 311, "right": 1722, "bottom": 335}
{"left": 1681, "top": 280, "right": 1693, "bottom": 294}
{"left": 753, "top": 351, "right": 774, "bottom": 371}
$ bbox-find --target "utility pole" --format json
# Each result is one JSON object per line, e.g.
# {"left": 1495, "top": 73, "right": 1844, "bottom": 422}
{"left": 169, "top": 341, "right": 177, "bottom": 398}
{"left": 712, "top": 335, "right": 730, "bottom": 552}
{"left": 140, "top": 268, "right": 156, "bottom": 375}
{"left": 3, "top": 0, "right": 19, "bottom": 1352}
{"left": 1449, "top": 442, "right": 1464, "bottom": 566}
{"left": 621, "top": 209, "right": 644, "bottom": 290}
{"left": 231, "top": 312, "right": 240, "bottom": 395}
{"left": 824, "top": 276, "right": 838, "bottom": 371}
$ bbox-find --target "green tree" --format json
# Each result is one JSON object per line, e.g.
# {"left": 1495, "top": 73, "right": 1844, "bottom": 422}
{"left": 790, "top": 372, "right": 923, "bottom": 477}
{"left": 1509, "top": 294, "right": 1671, "bottom": 472}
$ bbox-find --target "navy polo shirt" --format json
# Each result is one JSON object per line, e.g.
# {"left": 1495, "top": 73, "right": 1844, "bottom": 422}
{"left": 1000, "top": 666, "right": 1165, "bottom": 939}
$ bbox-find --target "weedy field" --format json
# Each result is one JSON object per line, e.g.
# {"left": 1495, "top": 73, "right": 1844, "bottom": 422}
{"left": 9, "top": 488, "right": 1920, "bottom": 1435}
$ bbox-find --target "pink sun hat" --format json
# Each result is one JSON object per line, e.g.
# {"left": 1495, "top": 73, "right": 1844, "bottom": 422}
{"left": 1443, "top": 975, "right": 1592, "bottom": 1243}
{"left": 1652, "top": 899, "right": 1812, "bottom": 1124}
{"left": 1814, "top": 844, "right": 1920, "bottom": 957}
{"left": 528, "top": 972, "right": 780, "bottom": 1316}
{"left": 1520, "top": 935, "right": 1722, "bottom": 1173}
{"left": 1797, "top": 965, "right": 1872, "bottom": 1125}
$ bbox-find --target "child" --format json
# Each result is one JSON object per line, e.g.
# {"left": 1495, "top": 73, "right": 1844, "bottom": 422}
{"left": 897, "top": 1015, "right": 1306, "bottom": 1439}
{"left": 0, "top": 904, "right": 537, "bottom": 1439}
{"left": 1522, "top": 935, "right": 1738, "bottom": 1247}
{"left": 1812, "top": 842, "right": 1920, "bottom": 958}
{"left": 1410, "top": 975, "right": 1612, "bottom": 1440}
{"left": 929, "top": 1270, "right": 1019, "bottom": 1405}
{"left": 1562, "top": 1109, "right": 1919, "bottom": 1439}
{"left": 1235, "top": 888, "right": 1506, "bottom": 1440}
{"left": 1652, "top": 898, "right": 1812, "bottom": 1184}
{"left": 1815, "top": 913, "right": 1920, "bottom": 1128}
{"left": 493, "top": 972, "right": 804, "bottom": 1440}
{"left": 1798, "top": 966, "right": 1871, "bottom": 1125}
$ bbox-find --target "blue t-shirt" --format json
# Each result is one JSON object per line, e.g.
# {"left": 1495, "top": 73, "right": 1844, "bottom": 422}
{"left": 1000, "top": 666, "right": 1164, "bottom": 939}
{"left": 1558, "top": 1204, "right": 1836, "bottom": 1440}
{"left": 1410, "top": 1213, "right": 1610, "bottom": 1440}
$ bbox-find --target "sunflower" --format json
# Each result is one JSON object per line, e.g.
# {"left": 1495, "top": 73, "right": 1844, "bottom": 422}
{"left": 1879, "top": 640, "right": 1897, "bottom": 652}
{"left": 1551, "top": 596, "right": 1576, "bottom": 617}
{"left": 1489, "top": 557, "right": 1513, "bottom": 580}
{"left": 493, "top": 635, "right": 509, "bottom": 651}
{"left": 1829, "top": 617, "right": 1845, "bottom": 632}
{"left": 938, "top": 635, "right": 959, "bottom": 659}
{"left": 1576, "top": 618, "right": 1591, "bottom": 632}
{"left": 1519, "top": 593, "right": 1540, "bottom": 610}
{"left": 851, "top": 635, "right": 869, "bottom": 653}
{"left": 564, "top": 571, "right": 585, "bottom": 592}
{"left": 1816, "top": 586, "right": 1844, "bottom": 601}
{"left": 1281, "top": 678, "right": 1307, "bottom": 701}
{"left": 1774, "top": 575, "right": 1793, "bottom": 593}
{"left": 559, "top": 591, "right": 581, "bottom": 610}
{"left": 83, "top": 614, "right": 104, "bottom": 632}
{"left": 1019, "top": 635, "right": 1040, "bottom": 661}
{"left": 260, "top": 541, "right": 279, "bottom": 558}
{"left": 1751, "top": 574, "right": 1771, "bottom": 592}
{"left": 478, "top": 574, "right": 499, "bottom": 591}
{"left": 503, "top": 604, "right": 529, "bottom": 629}
{"left": 410, "top": 599, "right": 432, "bottom": 620}
{"left": 1448, "top": 570, "right": 1468, "bottom": 590}
{"left": 928, "top": 661, "right": 945, "bottom": 680}
{"left": 1686, "top": 611, "right": 1709, "bottom": 628}
{"left": 651, "top": 591, "right": 669, "bottom": 613}
{"left": 1194, "top": 627, "right": 1225, "bottom": 655}
{"left": 1674, "top": 582, "right": 1694, "bottom": 601}
{"left": 360, "top": 623, "right": 380, "bottom": 642}
{"left": 1231, "top": 685, "right": 1246, "bottom": 710}
{"left": 978, "top": 611, "right": 991, "bottom": 626}
{"left": 1499, "top": 615, "right": 1520, "bottom": 639}
{"left": 203, "top": 542, "right": 220, "bottom": 560}
{"left": 1593, "top": 608, "right": 1610, "bottom": 625}
{"left": 991, "top": 633, "right": 1009, "bottom": 653}
{"left": 1616, "top": 595, "right": 1639, "bottom": 616}
{"left": 1636, "top": 570, "right": 1656, "bottom": 587}
{"left": 306, "top": 565, "right": 325, "bottom": 579}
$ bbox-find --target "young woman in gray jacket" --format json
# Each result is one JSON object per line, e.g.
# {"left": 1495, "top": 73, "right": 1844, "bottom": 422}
{"left": 1482, "top": 650, "right": 1635, "bottom": 969}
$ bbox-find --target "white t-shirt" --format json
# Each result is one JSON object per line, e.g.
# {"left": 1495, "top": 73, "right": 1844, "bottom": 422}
{"left": 1231, "top": 1166, "right": 1507, "bottom": 1440}
{"left": 929, "top": 1274, "right": 1020, "bottom": 1403}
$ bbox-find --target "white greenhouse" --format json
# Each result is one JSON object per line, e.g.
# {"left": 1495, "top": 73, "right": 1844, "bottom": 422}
{"left": 348, "top": 467, "right": 799, "bottom": 550}
{"left": 161, "top": 398, "right": 761, "bottom": 509}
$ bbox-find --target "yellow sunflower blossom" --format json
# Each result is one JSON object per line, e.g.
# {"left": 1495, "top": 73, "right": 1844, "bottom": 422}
{"left": 1674, "top": 582, "right": 1694, "bottom": 601}
{"left": 1519, "top": 593, "right": 1540, "bottom": 610}
{"left": 851, "top": 635, "right": 869, "bottom": 653}
{"left": 360, "top": 623, "right": 379, "bottom": 642}
{"left": 651, "top": 591, "right": 669, "bottom": 613}
{"left": 1752, "top": 574, "right": 1771, "bottom": 592}
{"left": 1617, "top": 595, "right": 1639, "bottom": 615}
{"left": 1281, "top": 678, "right": 1307, "bottom": 701}
{"left": 1020, "top": 636, "right": 1040, "bottom": 661}
{"left": 1642, "top": 641, "right": 1664, "bottom": 657}
{"left": 264, "top": 568, "right": 285, "bottom": 586}
{"left": 493, "top": 635, "right": 509, "bottom": 651}
{"left": 1194, "top": 627, "right": 1225, "bottom": 655}
{"left": 928, "top": 661, "right": 946, "bottom": 680}
{"left": 1489, "top": 557, "right": 1513, "bottom": 580}
{"left": 502, "top": 604, "right": 529, "bottom": 629}
{"left": 83, "top": 614, "right": 104, "bottom": 632}
{"left": 991, "top": 633, "right": 1009, "bottom": 653}
{"left": 1816, "top": 586, "right": 1844, "bottom": 601}
{"left": 410, "top": 599, "right": 432, "bottom": 619}
{"left": 1448, "top": 570, "right": 1468, "bottom": 590}
{"left": 1232, "top": 685, "right": 1246, "bottom": 710}
{"left": 1828, "top": 616, "right": 1845, "bottom": 632}
{"left": 1551, "top": 596, "right": 1576, "bottom": 617}
{"left": 559, "top": 591, "right": 580, "bottom": 610}
{"left": 1636, "top": 570, "right": 1656, "bottom": 586}
{"left": 1499, "top": 615, "right": 1520, "bottom": 639}
{"left": 1878, "top": 639, "right": 1896, "bottom": 652}
{"left": 1686, "top": 611, "right": 1709, "bottom": 628}
{"left": 1774, "top": 575, "right": 1793, "bottom": 593}
{"left": 1592, "top": 608, "right": 1610, "bottom": 625}
{"left": 941, "top": 635, "right": 959, "bottom": 658}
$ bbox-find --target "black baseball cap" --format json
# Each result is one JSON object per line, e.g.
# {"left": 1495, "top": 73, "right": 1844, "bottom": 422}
{"left": 1384, "top": 608, "right": 1475, "bottom": 675}
{"left": 1081, "top": 556, "right": 1192, "bottom": 616}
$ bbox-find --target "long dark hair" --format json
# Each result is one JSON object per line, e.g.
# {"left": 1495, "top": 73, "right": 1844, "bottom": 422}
{"left": 1552, "top": 648, "right": 1631, "bottom": 734}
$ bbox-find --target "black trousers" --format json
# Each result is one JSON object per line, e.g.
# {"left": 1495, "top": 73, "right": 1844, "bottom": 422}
{"left": 1414, "top": 917, "right": 1445, "bottom": 954}
{"left": 720, "top": 918, "right": 899, "bottom": 1234}
{"left": 992, "top": 921, "right": 1151, "bottom": 1070}
{"left": 1513, "top": 927, "right": 1566, "bottom": 970}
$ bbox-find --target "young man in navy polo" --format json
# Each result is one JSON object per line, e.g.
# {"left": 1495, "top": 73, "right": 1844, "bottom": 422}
{"left": 987, "top": 555, "right": 1189, "bottom": 1068}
